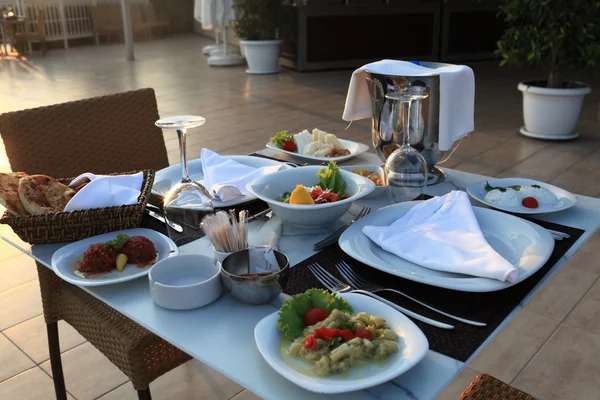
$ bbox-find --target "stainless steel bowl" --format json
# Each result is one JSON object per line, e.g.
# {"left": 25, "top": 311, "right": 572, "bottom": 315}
{"left": 221, "top": 248, "right": 290, "bottom": 305}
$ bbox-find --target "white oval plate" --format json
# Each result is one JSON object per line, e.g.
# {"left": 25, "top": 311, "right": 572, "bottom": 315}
{"left": 339, "top": 202, "right": 554, "bottom": 292}
{"left": 466, "top": 178, "right": 577, "bottom": 215}
{"left": 266, "top": 138, "right": 370, "bottom": 163}
{"left": 152, "top": 155, "right": 291, "bottom": 207}
{"left": 254, "top": 293, "right": 428, "bottom": 394}
{"left": 51, "top": 228, "right": 178, "bottom": 287}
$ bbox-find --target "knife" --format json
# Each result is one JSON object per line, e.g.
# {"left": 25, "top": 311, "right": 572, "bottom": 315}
{"left": 145, "top": 205, "right": 185, "bottom": 233}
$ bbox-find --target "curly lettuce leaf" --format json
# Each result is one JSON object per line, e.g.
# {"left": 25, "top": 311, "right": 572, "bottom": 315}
{"left": 316, "top": 161, "right": 347, "bottom": 197}
{"left": 277, "top": 289, "right": 353, "bottom": 340}
{"left": 271, "top": 130, "right": 294, "bottom": 149}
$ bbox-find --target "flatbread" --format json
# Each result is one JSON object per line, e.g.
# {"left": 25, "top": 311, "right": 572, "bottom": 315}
{"left": 18, "top": 175, "right": 76, "bottom": 215}
{"left": 0, "top": 172, "right": 30, "bottom": 216}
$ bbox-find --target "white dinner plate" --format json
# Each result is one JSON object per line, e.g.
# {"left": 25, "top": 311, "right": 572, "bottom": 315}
{"left": 152, "top": 155, "right": 291, "bottom": 207}
{"left": 51, "top": 228, "right": 178, "bottom": 287}
{"left": 339, "top": 202, "right": 554, "bottom": 292}
{"left": 466, "top": 178, "right": 577, "bottom": 215}
{"left": 266, "top": 138, "right": 370, "bottom": 163}
{"left": 254, "top": 293, "right": 428, "bottom": 394}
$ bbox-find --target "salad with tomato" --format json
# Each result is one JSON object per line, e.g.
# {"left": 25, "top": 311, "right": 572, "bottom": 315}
{"left": 276, "top": 161, "right": 348, "bottom": 205}
{"left": 278, "top": 289, "right": 400, "bottom": 376}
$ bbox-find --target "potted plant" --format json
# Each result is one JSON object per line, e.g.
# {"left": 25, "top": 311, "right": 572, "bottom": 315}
{"left": 233, "top": 0, "right": 284, "bottom": 74}
{"left": 496, "top": 0, "right": 600, "bottom": 139}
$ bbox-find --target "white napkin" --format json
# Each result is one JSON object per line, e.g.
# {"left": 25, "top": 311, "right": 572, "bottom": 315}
{"left": 249, "top": 247, "right": 281, "bottom": 274}
{"left": 342, "top": 60, "right": 475, "bottom": 151}
{"left": 362, "top": 191, "right": 518, "bottom": 283}
{"left": 64, "top": 172, "right": 143, "bottom": 212}
{"left": 201, "top": 149, "right": 283, "bottom": 202}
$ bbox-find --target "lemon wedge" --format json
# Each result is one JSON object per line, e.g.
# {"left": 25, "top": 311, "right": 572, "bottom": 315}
{"left": 289, "top": 185, "right": 314, "bottom": 205}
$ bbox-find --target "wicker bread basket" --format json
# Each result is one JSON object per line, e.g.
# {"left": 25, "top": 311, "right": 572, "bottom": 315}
{"left": 0, "top": 170, "right": 155, "bottom": 244}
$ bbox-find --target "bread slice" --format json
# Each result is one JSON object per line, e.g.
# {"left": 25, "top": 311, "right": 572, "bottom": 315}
{"left": 18, "top": 175, "right": 76, "bottom": 215}
{"left": 0, "top": 172, "right": 30, "bottom": 216}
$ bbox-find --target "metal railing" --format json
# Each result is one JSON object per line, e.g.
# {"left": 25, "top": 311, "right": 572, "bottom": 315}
{"left": 0, "top": 0, "right": 148, "bottom": 48}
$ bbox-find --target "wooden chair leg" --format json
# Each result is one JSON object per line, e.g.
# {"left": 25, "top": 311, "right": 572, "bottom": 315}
{"left": 47, "top": 322, "right": 68, "bottom": 400}
{"left": 137, "top": 388, "right": 152, "bottom": 400}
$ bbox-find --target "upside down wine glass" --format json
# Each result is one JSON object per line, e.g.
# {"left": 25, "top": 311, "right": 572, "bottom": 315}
{"left": 385, "top": 87, "right": 429, "bottom": 203}
{"left": 155, "top": 116, "right": 214, "bottom": 245}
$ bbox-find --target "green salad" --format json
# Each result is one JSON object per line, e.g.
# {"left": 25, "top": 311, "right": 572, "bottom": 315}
{"left": 275, "top": 161, "right": 348, "bottom": 205}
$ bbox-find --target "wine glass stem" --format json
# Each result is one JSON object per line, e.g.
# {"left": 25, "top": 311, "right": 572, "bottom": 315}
{"left": 177, "top": 128, "right": 191, "bottom": 183}
{"left": 402, "top": 99, "right": 412, "bottom": 147}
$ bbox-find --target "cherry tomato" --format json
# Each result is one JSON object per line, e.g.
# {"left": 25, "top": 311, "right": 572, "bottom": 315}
{"left": 304, "top": 335, "right": 317, "bottom": 350}
{"left": 355, "top": 329, "right": 373, "bottom": 339}
{"left": 522, "top": 197, "right": 539, "bottom": 209}
{"left": 304, "top": 308, "right": 329, "bottom": 326}
{"left": 282, "top": 140, "right": 297, "bottom": 152}
{"left": 338, "top": 329, "right": 356, "bottom": 341}
{"left": 328, "top": 193, "right": 339, "bottom": 202}
{"left": 310, "top": 187, "right": 323, "bottom": 199}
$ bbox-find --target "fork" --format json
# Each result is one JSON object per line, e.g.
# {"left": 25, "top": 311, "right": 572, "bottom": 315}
{"left": 308, "top": 263, "right": 454, "bottom": 330}
{"left": 313, "top": 207, "right": 371, "bottom": 251}
{"left": 336, "top": 261, "right": 486, "bottom": 327}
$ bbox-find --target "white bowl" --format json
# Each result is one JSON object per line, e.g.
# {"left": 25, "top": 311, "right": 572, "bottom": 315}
{"left": 340, "top": 165, "right": 388, "bottom": 199}
{"left": 149, "top": 254, "right": 222, "bottom": 310}
{"left": 246, "top": 166, "right": 375, "bottom": 228}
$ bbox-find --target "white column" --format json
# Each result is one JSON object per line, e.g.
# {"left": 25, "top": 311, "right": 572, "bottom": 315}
{"left": 58, "top": 0, "right": 69, "bottom": 49}
{"left": 120, "top": 0, "right": 134, "bottom": 61}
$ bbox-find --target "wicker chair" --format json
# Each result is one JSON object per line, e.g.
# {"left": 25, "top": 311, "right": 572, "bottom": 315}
{"left": 0, "top": 89, "right": 190, "bottom": 400}
{"left": 459, "top": 373, "right": 537, "bottom": 400}
{"left": 15, "top": 8, "right": 47, "bottom": 55}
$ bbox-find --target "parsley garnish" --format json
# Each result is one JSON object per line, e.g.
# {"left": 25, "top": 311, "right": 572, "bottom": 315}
{"left": 105, "top": 234, "right": 130, "bottom": 251}
{"left": 484, "top": 181, "right": 521, "bottom": 192}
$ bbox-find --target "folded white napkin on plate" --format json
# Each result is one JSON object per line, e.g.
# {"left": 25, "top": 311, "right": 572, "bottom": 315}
{"left": 342, "top": 60, "right": 475, "bottom": 151}
{"left": 64, "top": 172, "right": 144, "bottom": 212}
{"left": 362, "top": 191, "right": 518, "bottom": 283}
{"left": 201, "top": 149, "right": 283, "bottom": 202}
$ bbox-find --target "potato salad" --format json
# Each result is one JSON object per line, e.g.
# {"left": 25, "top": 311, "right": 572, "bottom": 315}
{"left": 288, "top": 309, "right": 399, "bottom": 376}
{"left": 278, "top": 290, "right": 399, "bottom": 377}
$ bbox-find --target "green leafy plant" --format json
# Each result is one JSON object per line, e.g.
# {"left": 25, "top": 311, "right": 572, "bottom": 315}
{"left": 232, "top": 0, "right": 287, "bottom": 40}
{"left": 496, "top": 0, "right": 600, "bottom": 88}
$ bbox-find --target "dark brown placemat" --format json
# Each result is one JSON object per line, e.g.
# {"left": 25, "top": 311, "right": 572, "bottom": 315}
{"left": 284, "top": 219, "right": 584, "bottom": 362}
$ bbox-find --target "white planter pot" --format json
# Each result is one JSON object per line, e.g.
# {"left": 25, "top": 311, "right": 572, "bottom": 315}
{"left": 518, "top": 81, "right": 591, "bottom": 140}
{"left": 239, "top": 39, "right": 281, "bottom": 75}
